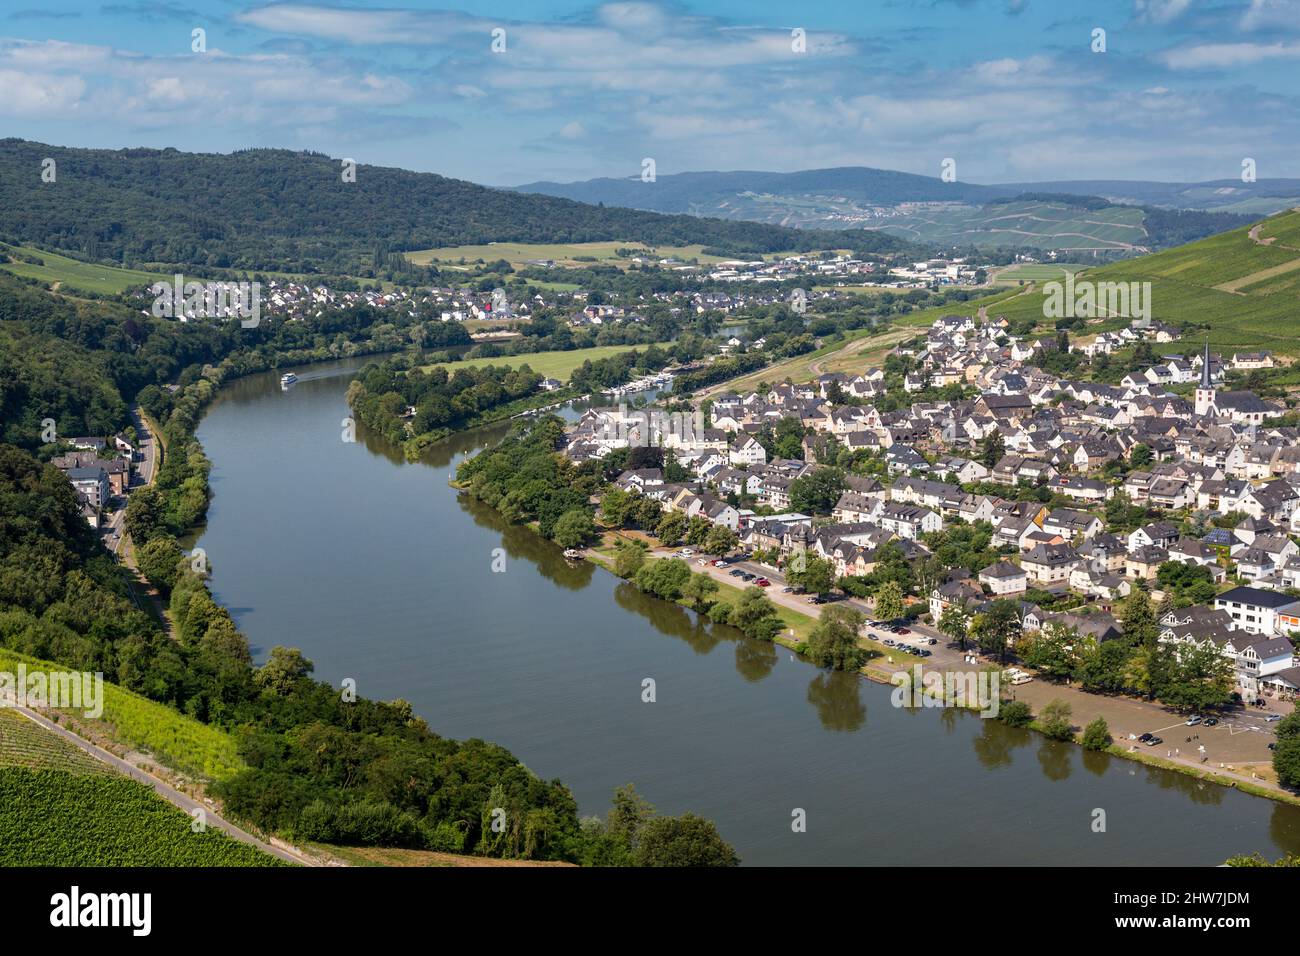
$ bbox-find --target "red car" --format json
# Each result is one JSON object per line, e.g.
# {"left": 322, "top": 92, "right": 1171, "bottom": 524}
{"left": 754, "top": 578, "right": 771, "bottom": 587}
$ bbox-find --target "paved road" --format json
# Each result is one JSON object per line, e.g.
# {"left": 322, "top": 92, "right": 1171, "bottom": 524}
{"left": 6, "top": 702, "right": 313, "bottom": 866}
{"left": 103, "top": 406, "right": 157, "bottom": 555}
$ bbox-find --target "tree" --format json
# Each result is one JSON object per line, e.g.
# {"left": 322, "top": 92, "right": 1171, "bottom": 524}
{"left": 1081, "top": 717, "right": 1112, "bottom": 751}
{"left": 973, "top": 600, "right": 1021, "bottom": 663}
{"left": 999, "top": 700, "right": 1033, "bottom": 727}
{"left": 1119, "top": 585, "right": 1158, "bottom": 649}
{"left": 136, "top": 534, "right": 183, "bottom": 592}
{"left": 613, "top": 539, "right": 648, "bottom": 579}
{"left": 552, "top": 508, "right": 595, "bottom": 548}
{"left": 655, "top": 511, "right": 687, "bottom": 546}
{"left": 633, "top": 558, "right": 691, "bottom": 601}
{"left": 703, "top": 524, "right": 738, "bottom": 556}
{"left": 790, "top": 555, "right": 836, "bottom": 596}
{"left": 980, "top": 431, "right": 1005, "bottom": 470}
{"left": 600, "top": 487, "right": 636, "bottom": 528}
{"left": 873, "top": 580, "right": 905, "bottom": 622}
{"left": 633, "top": 814, "right": 740, "bottom": 867}
{"left": 789, "top": 467, "right": 846, "bottom": 516}
{"left": 807, "top": 605, "right": 867, "bottom": 671}
{"left": 937, "top": 603, "right": 971, "bottom": 650}
{"left": 1022, "top": 623, "right": 1077, "bottom": 681}
{"left": 634, "top": 497, "right": 664, "bottom": 530}
{"left": 730, "top": 587, "right": 784, "bottom": 641}
{"left": 1040, "top": 699, "right": 1074, "bottom": 741}
{"left": 682, "top": 572, "right": 719, "bottom": 610}
{"left": 1274, "top": 712, "right": 1300, "bottom": 790}
{"left": 1158, "top": 641, "right": 1235, "bottom": 713}
{"left": 254, "top": 646, "right": 315, "bottom": 695}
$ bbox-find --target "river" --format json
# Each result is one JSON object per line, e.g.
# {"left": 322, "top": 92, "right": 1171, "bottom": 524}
{"left": 193, "top": 358, "right": 1300, "bottom": 865}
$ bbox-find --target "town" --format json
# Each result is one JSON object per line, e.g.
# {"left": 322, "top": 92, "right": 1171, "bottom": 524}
{"left": 561, "top": 312, "right": 1300, "bottom": 715}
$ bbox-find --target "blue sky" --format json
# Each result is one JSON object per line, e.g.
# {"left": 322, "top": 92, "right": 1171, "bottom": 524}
{"left": 2, "top": 0, "right": 1298, "bottom": 186}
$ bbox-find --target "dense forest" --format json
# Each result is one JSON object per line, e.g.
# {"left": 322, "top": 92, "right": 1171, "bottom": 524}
{"left": 0, "top": 139, "right": 888, "bottom": 274}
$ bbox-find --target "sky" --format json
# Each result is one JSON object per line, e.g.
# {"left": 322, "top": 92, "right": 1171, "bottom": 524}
{"left": 1, "top": 0, "right": 1298, "bottom": 187}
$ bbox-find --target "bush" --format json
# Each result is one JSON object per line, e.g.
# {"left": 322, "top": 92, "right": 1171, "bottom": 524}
{"left": 1081, "top": 717, "right": 1112, "bottom": 751}
{"left": 1040, "top": 699, "right": 1074, "bottom": 741}
{"left": 999, "top": 700, "right": 1032, "bottom": 727}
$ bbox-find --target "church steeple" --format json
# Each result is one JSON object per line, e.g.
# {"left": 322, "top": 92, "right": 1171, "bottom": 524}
{"left": 1196, "top": 339, "right": 1216, "bottom": 416}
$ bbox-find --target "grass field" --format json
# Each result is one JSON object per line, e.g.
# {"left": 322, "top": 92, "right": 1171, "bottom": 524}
{"left": 422, "top": 342, "right": 672, "bottom": 381}
{"left": 0, "top": 242, "right": 167, "bottom": 294}
{"left": 408, "top": 240, "right": 742, "bottom": 271}
{"left": 0, "top": 767, "right": 285, "bottom": 866}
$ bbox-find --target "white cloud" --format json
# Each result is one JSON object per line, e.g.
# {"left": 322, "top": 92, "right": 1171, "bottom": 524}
{"left": 1160, "top": 41, "right": 1300, "bottom": 69}
{"left": 1134, "top": 0, "right": 1192, "bottom": 25}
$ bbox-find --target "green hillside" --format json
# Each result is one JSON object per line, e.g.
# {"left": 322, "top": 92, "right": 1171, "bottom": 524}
{"left": 0, "top": 241, "right": 168, "bottom": 295}
{"left": 912, "top": 209, "right": 1300, "bottom": 357}
{"left": 875, "top": 199, "right": 1149, "bottom": 253}
{"left": 0, "top": 139, "right": 883, "bottom": 275}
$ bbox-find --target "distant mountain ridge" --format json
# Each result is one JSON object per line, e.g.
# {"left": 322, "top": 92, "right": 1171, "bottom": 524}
{"left": 515, "top": 166, "right": 1295, "bottom": 253}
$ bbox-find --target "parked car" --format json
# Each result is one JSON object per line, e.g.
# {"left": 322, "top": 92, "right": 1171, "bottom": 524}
{"left": 680, "top": 549, "right": 693, "bottom": 556}
{"left": 1203, "top": 717, "right": 1218, "bottom": 726}
{"left": 1266, "top": 714, "right": 1282, "bottom": 722}
{"left": 896, "top": 627, "right": 911, "bottom": 635}
{"left": 883, "top": 639, "right": 896, "bottom": 647}
{"left": 1145, "top": 736, "right": 1163, "bottom": 747}
{"left": 755, "top": 578, "right": 771, "bottom": 587}
{"left": 926, "top": 637, "right": 937, "bottom": 646}
{"left": 729, "top": 569, "right": 745, "bottom": 577}
{"left": 1186, "top": 715, "right": 1202, "bottom": 726}
{"left": 1138, "top": 733, "right": 1154, "bottom": 743}
{"left": 782, "top": 586, "right": 794, "bottom": 593}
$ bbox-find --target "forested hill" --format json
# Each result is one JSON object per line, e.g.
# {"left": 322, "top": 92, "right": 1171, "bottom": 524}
{"left": 0, "top": 139, "right": 899, "bottom": 274}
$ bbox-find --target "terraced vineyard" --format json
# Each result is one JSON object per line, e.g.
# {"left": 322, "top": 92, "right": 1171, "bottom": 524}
{"left": 0, "top": 768, "right": 286, "bottom": 866}
{"left": 0, "top": 710, "right": 113, "bottom": 776}
{"left": 0, "top": 650, "right": 244, "bottom": 782}
{"left": 885, "top": 209, "right": 1300, "bottom": 359}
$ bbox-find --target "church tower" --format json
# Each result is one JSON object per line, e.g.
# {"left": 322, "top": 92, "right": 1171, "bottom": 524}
{"left": 1195, "top": 340, "right": 1216, "bottom": 417}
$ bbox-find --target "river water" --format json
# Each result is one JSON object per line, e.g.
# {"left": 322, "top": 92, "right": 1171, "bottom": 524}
{"left": 193, "top": 358, "right": 1300, "bottom": 865}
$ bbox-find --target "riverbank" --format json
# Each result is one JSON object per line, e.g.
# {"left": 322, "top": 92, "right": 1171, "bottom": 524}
{"left": 508, "top": 519, "right": 1300, "bottom": 809}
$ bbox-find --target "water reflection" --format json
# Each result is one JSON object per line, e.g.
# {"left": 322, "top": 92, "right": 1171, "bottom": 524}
{"left": 734, "top": 639, "right": 777, "bottom": 683}
{"left": 1138, "top": 764, "right": 1225, "bottom": 806}
{"left": 973, "top": 720, "right": 1032, "bottom": 770}
{"left": 1081, "top": 749, "right": 1111, "bottom": 778}
{"left": 459, "top": 495, "right": 596, "bottom": 592}
{"left": 1036, "top": 739, "right": 1073, "bottom": 782}
{"left": 612, "top": 582, "right": 724, "bottom": 654}
{"left": 805, "top": 671, "right": 867, "bottom": 732}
